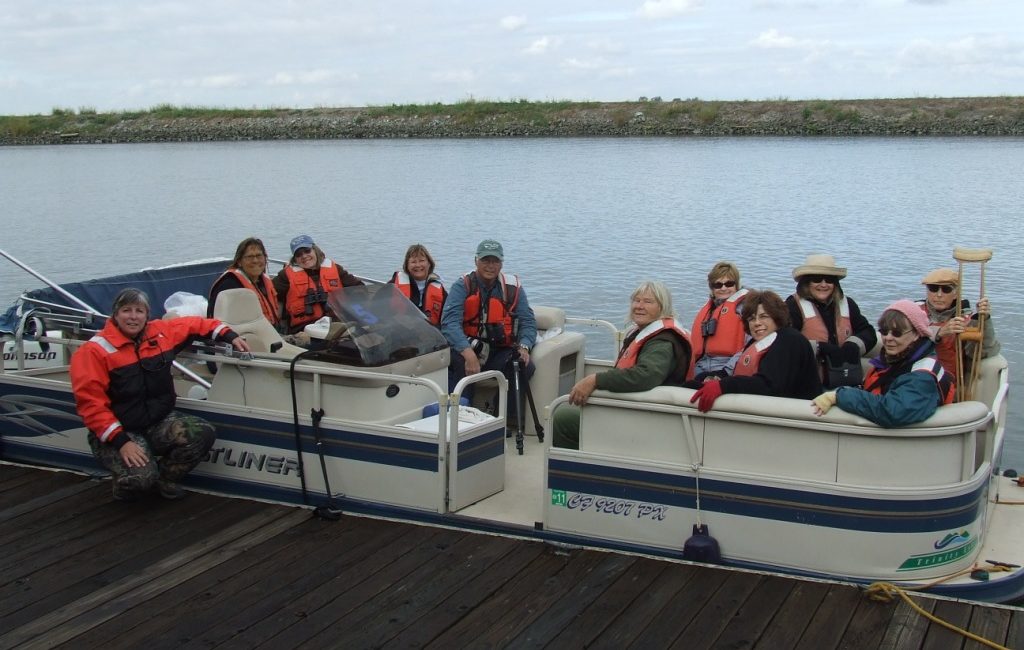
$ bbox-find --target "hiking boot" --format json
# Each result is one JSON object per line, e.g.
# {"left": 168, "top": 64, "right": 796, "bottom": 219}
{"left": 157, "top": 479, "right": 187, "bottom": 500}
{"left": 112, "top": 479, "right": 139, "bottom": 502}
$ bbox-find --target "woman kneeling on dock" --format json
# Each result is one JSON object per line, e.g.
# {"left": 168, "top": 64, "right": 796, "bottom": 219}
{"left": 70, "top": 288, "right": 250, "bottom": 501}
{"left": 812, "top": 299, "right": 955, "bottom": 426}
{"left": 552, "top": 280, "right": 691, "bottom": 450}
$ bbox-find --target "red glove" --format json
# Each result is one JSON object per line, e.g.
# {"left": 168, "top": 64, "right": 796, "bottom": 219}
{"left": 690, "top": 381, "right": 723, "bottom": 412}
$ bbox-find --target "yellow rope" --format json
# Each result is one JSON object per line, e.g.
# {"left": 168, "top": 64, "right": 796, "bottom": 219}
{"left": 864, "top": 569, "right": 1013, "bottom": 650}
{"left": 865, "top": 582, "right": 1008, "bottom": 648}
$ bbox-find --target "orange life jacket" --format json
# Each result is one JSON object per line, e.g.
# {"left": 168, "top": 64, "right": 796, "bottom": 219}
{"left": 216, "top": 269, "right": 280, "bottom": 326}
{"left": 793, "top": 295, "right": 852, "bottom": 344}
{"left": 392, "top": 271, "right": 446, "bottom": 326}
{"left": 461, "top": 272, "right": 521, "bottom": 346}
{"left": 733, "top": 331, "right": 777, "bottom": 377}
{"left": 616, "top": 318, "right": 692, "bottom": 384}
{"left": 688, "top": 289, "right": 748, "bottom": 378}
{"left": 920, "top": 303, "right": 958, "bottom": 376}
{"left": 284, "top": 260, "right": 343, "bottom": 329}
{"left": 863, "top": 356, "right": 955, "bottom": 406}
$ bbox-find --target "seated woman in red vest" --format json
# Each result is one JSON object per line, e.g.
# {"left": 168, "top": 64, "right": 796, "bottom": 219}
{"left": 208, "top": 237, "right": 281, "bottom": 329}
{"left": 812, "top": 299, "right": 955, "bottom": 427}
{"left": 785, "top": 254, "right": 876, "bottom": 387}
{"left": 388, "top": 244, "right": 447, "bottom": 326}
{"left": 690, "top": 290, "right": 821, "bottom": 412}
{"left": 688, "top": 261, "right": 749, "bottom": 383}
{"left": 918, "top": 267, "right": 999, "bottom": 379}
{"left": 552, "top": 280, "right": 691, "bottom": 449}
{"left": 272, "top": 234, "right": 364, "bottom": 335}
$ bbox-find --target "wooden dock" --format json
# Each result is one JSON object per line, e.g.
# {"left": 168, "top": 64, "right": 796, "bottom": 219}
{"left": 1, "top": 463, "right": 1021, "bottom": 649}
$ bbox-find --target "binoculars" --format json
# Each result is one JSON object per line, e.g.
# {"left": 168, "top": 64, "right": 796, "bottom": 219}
{"left": 701, "top": 318, "right": 718, "bottom": 337}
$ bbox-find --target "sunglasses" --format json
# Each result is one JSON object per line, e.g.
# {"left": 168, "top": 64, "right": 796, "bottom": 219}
{"left": 878, "top": 327, "right": 908, "bottom": 338}
{"left": 712, "top": 280, "right": 736, "bottom": 289}
{"left": 294, "top": 247, "right": 313, "bottom": 256}
{"left": 805, "top": 276, "right": 836, "bottom": 285}
{"left": 926, "top": 284, "right": 955, "bottom": 294}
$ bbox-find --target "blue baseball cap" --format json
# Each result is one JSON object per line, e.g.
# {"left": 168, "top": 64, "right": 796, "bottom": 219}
{"left": 290, "top": 234, "right": 315, "bottom": 254}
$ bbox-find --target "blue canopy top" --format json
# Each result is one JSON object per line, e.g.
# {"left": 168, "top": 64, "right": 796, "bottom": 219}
{"left": 1, "top": 260, "right": 230, "bottom": 335}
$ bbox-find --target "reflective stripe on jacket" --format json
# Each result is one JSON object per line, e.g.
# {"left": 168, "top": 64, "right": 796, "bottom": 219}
{"left": 616, "top": 318, "right": 692, "bottom": 383}
{"left": 863, "top": 356, "right": 955, "bottom": 407}
{"left": 70, "top": 317, "right": 234, "bottom": 445}
{"left": 794, "top": 295, "right": 852, "bottom": 344}
{"left": 733, "top": 331, "right": 776, "bottom": 377}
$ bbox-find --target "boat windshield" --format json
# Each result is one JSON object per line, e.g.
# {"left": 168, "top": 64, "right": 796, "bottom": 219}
{"left": 318, "top": 284, "right": 449, "bottom": 367}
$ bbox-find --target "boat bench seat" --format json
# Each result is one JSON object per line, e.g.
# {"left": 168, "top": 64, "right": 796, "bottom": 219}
{"left": 579, "top": 384, "right": 993, "bottom": 485}
{"left": 212, "top": 288, "right": 305, "bottom": 357}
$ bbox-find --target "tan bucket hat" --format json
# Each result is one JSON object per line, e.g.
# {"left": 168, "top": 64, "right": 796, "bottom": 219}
{"left": 792, "top": 254, "right": 847, "bottom": 281}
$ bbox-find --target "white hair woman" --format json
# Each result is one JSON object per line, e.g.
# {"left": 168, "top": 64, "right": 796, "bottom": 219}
{"left": 552, "top": 280, "right": 692, "bottom": 450}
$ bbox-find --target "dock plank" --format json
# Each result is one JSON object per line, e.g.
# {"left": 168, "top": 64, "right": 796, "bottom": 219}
{"left": 541, "top": 555, "right": 667, "bottom": 647}
{"left": 963, "top": 605, "right": 1013, "bottom": 649}
{"left": 0, "top": 505, "right": 306, "bottom": 649}
{"left": 380, "top": 541, "right": 549, "bottom": 649}
{"left": 877, "top": 595, "right": 938, "bottom": 650}
{"left": 754, "top": 579, "right": 832, "bottom": 648}
{"left": 425, "top": 545, "right": 608, "bottom": 648}
{"left": 920, "top": 598, "right": 974, "bottom": 649}
{"left": 309, "top": 532, "right": 526, "bottom": 648}
{"left": 0, "top": 465, "right": 1018, "bottom": 650}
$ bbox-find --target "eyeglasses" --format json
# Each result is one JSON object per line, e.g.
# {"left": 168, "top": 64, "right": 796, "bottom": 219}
{"left": 806, "top": 276, "right": 836, "bottom": 285}
{"left": 745, "top": 312, "right": 773, "bottom": 322}
{"left": 878, "top": 327, "right": 907, "bottom": 338}
{"left": 242, "top": 253, "right": 266, "bottom": 261}
{"left": 711, "top": 280, "right": 736, "bottom": 289}
{"left": 926, "top": 284, "right": 955, "bottom": 294}
{"left": 294, "top": 247, "right": 313, "bottom": 256}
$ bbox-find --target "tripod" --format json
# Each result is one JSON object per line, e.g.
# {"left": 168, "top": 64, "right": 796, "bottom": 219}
{"left": 510, "top": 356, "right": 545, "bottom": 455}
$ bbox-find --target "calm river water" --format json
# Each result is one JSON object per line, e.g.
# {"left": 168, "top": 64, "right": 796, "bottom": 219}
{"left": 2, "top": 137, "right": 1023, "bottom": 467}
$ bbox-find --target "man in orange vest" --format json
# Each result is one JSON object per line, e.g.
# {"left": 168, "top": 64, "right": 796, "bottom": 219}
{"left": 440, "top": 239, "right": 537, "bottom": 407}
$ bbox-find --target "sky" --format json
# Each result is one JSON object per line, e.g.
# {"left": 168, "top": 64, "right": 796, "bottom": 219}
{"left": 1, "top": 0, "right": 1021, "bottom": 116}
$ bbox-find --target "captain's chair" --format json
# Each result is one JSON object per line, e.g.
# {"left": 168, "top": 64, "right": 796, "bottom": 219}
{"left": 212, "top": 288, "right": 304, "bottom": 357}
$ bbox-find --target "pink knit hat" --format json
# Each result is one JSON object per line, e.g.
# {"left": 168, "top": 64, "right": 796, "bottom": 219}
{"left": 883, "top": 299, "right": 931, "bottom": 337}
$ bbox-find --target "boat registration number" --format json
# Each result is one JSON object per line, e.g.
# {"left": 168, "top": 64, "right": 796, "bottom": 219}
{"left": 551, "top": 490, "right": 667, "bottom": 521}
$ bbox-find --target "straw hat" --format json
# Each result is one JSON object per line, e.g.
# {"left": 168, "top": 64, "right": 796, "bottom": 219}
{"left": 921, "top": 268, "right": 958, "bottom": 286}
{"left": 792, "top": 254, "right": 847, "bottom": 281}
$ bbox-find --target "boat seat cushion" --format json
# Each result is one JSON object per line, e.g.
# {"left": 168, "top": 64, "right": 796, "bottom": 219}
{"left": 212, "top": 288, "right": 301, "bottom": 356}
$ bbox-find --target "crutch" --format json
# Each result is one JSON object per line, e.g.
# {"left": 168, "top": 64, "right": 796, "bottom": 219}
{"left": 952, "top": 247, "right": 993, "bottom": 402}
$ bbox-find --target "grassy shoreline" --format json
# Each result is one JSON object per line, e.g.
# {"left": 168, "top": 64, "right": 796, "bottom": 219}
{"left": 2, "top": 97, "right": 1023, "bottom": 144}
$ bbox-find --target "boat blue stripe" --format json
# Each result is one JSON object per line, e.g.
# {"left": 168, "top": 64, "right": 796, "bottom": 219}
{"left": 548, "top": 458, "right": 984, "bottom": 533}
{"left": 457, "top": 427, "right": 505, "bottom": 470}
{"left": 182, "top": 408, "right": 440, "bottom": 472}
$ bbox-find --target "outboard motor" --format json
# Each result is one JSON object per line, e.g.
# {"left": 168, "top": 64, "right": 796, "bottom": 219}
{"left": 683, "top": 523, "right": 721, "bottom": 563}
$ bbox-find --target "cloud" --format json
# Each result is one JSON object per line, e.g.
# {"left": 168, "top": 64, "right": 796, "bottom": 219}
{"left": 195, "top": 75, "right": 245, "bottom": 89}
{"left": 523, "top": 36, "right": 557, "bottom": 55}
{"left": 638, "top": 0, "right": 701, "bottom": 19}
{"left": 430, "top": 69, "right": 476, "bottom": 84}
{"left": 897, "top": 35, "right": 1018, "bottom": 68}
{"left": 266, "top": 70, "right": 352, "bottom": 86}
{"left": 751, "top": 28, "right": 829, "bottom": 50}
{"left": 500, "top": 15, "right": 526, "bottom": 31}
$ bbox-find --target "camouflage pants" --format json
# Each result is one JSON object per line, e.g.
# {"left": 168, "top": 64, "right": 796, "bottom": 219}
{"left": 89, "top": 411, "right": 216, "bottom": 490}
